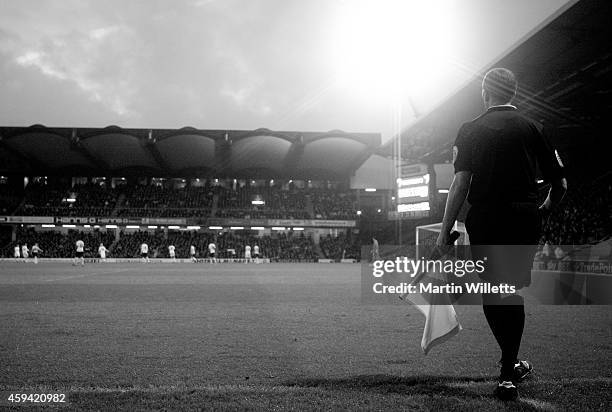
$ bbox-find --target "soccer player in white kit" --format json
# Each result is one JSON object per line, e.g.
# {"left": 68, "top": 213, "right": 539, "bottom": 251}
{"left": 14, "top": 244, "right": 20, "bottom": 262}
{"left": 169, "top": 245, "right": 176, "bottom": 261}
{"left": 74, "top": 240, "right": 85, "bottom": 266}
{"left": 140, "top": 243, "right": 150, "bottom": 263}
{"left": 253, "top": 244, "right": 260, "bottom": 263}
{"left": 244, "top": 244, "right": 252, "bottom": 263}
{"left": 190, "top": 245, "right": 197, "bottom": 263}
{"left": 21, "top": 244, "right": 29, "bottom": 263}
{"left": 371, "top": 237, "right": 380, "bottom": 261}
{"left": 208, "top": 242, "right": 216, "bottom": 263}
{"left": 31, "top": 243, "right": 42, "bottom": 264}
{"left": 98, "top": 243, "right": 108, "bottom": 262}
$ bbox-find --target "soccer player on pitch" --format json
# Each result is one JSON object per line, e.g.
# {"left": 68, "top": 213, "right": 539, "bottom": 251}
{"left": 14, "top": 244, "right": 20, "bottom": 262}
{"left": 31, "top": 243, "right": 42, "bottom": 264}
{"left": 98, "top": 243, "right": 109, "bottom": 263}
{"left": 244, "top": 244, "right": 252, "bottom": 263}
{"left": 190, "top": 244, "right": 197, "bottom": 263}
{"left": 140, "top": 242, "right": 150, "bottom": 263}
{"left": 74, "top": 239, "right": 85, "bottom": 266}
{"left": 435, "top": 68, "right": 566, "bottom": 400}
{"left": 21, "top": 243, "right": 29, "bottom": 263}
{"left": 208, "top": 241, "right": 216, "bottom": 263}
{"left": 371, "top": 237, "right": 380, "bottom": 261}
{"left": 168, "top": 244, "right": 176, "bottom": 261}
{"left": 253, "top": 244, "right": 260, "bottom": 264}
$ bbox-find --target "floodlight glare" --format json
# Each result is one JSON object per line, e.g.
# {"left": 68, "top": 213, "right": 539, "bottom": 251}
{"left": 332, "top": 0, "right": 455, "bottom": 102}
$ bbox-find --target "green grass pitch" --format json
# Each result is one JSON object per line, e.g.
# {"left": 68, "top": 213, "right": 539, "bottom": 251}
{"left": 0, "top": 262, "right": 610, "bottom": 411}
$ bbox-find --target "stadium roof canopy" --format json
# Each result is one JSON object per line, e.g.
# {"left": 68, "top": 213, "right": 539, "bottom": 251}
{"left": 382, "top": 0, "right": 612, "bottom": 163}
{"left": 0, "top": 126, "right": 380, "bottom": 179}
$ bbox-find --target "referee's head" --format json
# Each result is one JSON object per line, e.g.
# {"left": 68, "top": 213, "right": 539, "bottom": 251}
{"left": 482, "top": 68, "right": 517, "bottom": 107}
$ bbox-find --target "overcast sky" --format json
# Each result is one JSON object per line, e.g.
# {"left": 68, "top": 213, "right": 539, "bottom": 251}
{"left": 0, "top": 0, "right": 570, "bottom": 143}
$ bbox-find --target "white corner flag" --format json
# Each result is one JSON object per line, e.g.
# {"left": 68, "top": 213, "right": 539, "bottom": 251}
{"left": 400, "top": 232, "right": 462, "bottom": 354}
{"left": 408, "top": 298, "right": 462, "bottom": 355}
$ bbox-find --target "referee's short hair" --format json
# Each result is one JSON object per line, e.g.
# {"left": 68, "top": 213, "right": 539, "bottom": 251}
{"left": 482, "top": 68, "right": 517, "bottom": 102}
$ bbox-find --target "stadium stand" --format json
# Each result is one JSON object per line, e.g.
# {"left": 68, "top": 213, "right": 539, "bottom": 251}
{"left": 540, "top": 175, "right": 611, "bottom": 246}
{"left": 3, "top": 227, "right": 115, "bottom": 258}
{"left": 311, "top": 189, "right": 357, "bottom": 220}
{"left": 17, "top": 182, "right": 119, "bottom": 217}
{"left": 319, "top": 232, "right": 360, "bottom": 260}
{"left": 118, "top": 184, "right": 213, "bottom": 218}
{"left": 65, "top": 229, "right": 318, "bottom": 261}
{"left": 0, "top": 188, "right": 22, "bottom": 216}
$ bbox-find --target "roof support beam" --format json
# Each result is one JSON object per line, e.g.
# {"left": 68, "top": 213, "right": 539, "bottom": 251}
{"left": 68, "top": 129, "right": 110, "bottom": 172}
{"left": 347, "top": 145, "right": 377, "bottom": 175}
{"left": 142, "top": 130, "right": 171, "bottom": 173}
{"left": 282, "top": 135, "right": 305, "bottom": 174}
{"left": 213, "top": 133, "right": 232, "bottom": 176}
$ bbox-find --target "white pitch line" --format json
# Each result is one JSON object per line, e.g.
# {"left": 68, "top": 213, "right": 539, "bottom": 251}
{"left": 44, "top": 268, "right": 132, "bottom": 282}
{"left": 520, "top": 398, "right": 557, "bottom": 411}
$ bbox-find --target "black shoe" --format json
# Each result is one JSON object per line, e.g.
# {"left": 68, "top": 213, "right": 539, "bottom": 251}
{"left": 494, "top": 380, "right": 518, "bottom": 401}
{"left": 513, "top": 360, "right": 533, "bottom": 383}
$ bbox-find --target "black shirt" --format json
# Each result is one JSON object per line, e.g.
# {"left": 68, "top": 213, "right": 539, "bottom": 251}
{"left": 453, "top": 106, "right": 563, "bottom": 206}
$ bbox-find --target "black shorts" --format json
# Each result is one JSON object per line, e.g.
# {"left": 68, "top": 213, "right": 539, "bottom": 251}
{"left": 76, "top": 251, "right": 84, "bottom": 258}
{"left": 33, "top": 252, "right": 39, "bottom": 258}
{"left": 253, "top": 253, "right": 259, "bottom": 258}
{"left": 209, "top": 253, "right": 215, "bottom": 258}
{"left": 466, "top": 203, "right": 540, "bottom": 288}
{"left": 141, "top": 252, "right": 148, "bottom": 258}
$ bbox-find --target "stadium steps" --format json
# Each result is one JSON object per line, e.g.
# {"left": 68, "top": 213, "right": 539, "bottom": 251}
{"left": 210, "top": 194, "right": 219, "bottom": 217}
{"left": 10, "top": 198, "right": 26, "bottom": 216}
{"left": 313, "top": 241, "right": 324, "bottom": 258}
{"left": 108, "top": 238, "right": 121, "bottom": 254}
{"left": 305, "top": 195, "right": 315, "bottom": 218}
{"left": 110, "top": 194, "right": 126, "bottom": 217}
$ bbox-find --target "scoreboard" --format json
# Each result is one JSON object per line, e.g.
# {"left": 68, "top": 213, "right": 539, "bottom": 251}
{"left": 389, "top": 164, "right": 430, "bottom": 219}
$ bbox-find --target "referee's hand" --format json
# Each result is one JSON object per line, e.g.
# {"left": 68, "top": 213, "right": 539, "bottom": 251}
{"left": 436, "top": 231, "right": 451, "bottom": 248}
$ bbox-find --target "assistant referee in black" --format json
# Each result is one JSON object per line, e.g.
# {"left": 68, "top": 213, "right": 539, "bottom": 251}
{"left": 436, "top": 68, "right": 566, "bottom": 400}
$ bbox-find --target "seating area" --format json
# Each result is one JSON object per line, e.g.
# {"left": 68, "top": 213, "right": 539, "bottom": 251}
{"left": 214, "top": 185, "right": 310, "bottom": 219}
{"left": 2, "top": 228, "right": 115, "bottom": 258}
{"left": 2, "top": 229, "right": 320, "bottom": 261}
{"left": 311, "top": 190, "right": 357, "bottom": 220}
{"left": 540, "top": 177, "right": 611, "bottom": 246}
{"left": 111, "top": 230, "right": 319, "bottom": 261}
{"left": 319, "top": 233, "right": 360, "bottom": 260}
{"left": 3, "top": 179, "right": 360, "bottom": 221}
{"left": 0, "top": 188, "right": 22, "bottom": 216}
{"left": 118, "top": 184, "right": 214, "bottom": 217}
{"left": 16, "top": 183, "right": 119, "bottom": 217}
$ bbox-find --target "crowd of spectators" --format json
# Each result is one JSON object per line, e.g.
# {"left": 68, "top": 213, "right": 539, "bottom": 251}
{"left": 6, "top": 180, "right": 359, "bottom": 221}
{"left": 118, "top": 184, "right": 214, "bottom": 217}
{"left": 311, "top": 190, "right": 357, "bottom": 220}
{"left": 539, "top": 177, "right": 611, "bottom": 246}
{"left": 1, "top": 228, "right": 323, "bottom": 262}
{"left": 111, "top": 230, "right": 317, "bottom": 261}
{"left": 0, "top": 187, "right": 22, "bottom": 215}
{"left": 1, "top": 228, "right": 115, "bottom": 258}
{"left": 319, "top": 233, "right": 360, "bottom": 260}
{"left": 17, "top": 183, "right": 119, "bottom": 217}
{"left": 215, "top": 185, "right": 310, "bottom": 220}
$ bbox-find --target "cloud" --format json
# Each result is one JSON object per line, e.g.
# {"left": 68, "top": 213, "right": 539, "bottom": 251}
{"left": 9, "top": 19, "right": 139, "bottom": 118}
{"left": 89, "top": 26, "right": 120, "bottom": 41}
{"left": 0, "top": 0, "right": 572, "bottom": 136}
